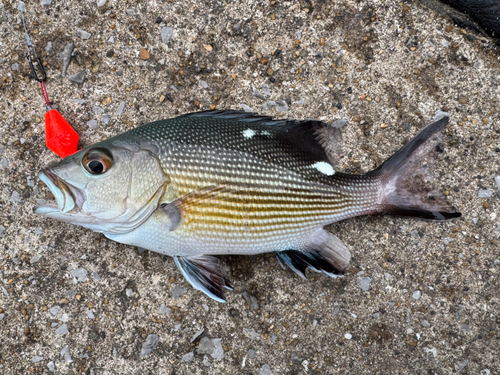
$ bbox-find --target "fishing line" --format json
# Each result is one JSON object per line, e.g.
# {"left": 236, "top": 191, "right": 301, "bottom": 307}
{"left": 20, "top": 7, "right": 80, "bottom": 158}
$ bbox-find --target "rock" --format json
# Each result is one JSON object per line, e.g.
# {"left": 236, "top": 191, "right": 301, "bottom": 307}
{"left": 253, "top": 88, "right": 266, "bottom": 100}
{"left": 102, "top": 113, "right": 110, "bottom": 124}
{"left": 108, "top": 36, "right": 115, "bottom": 43}
{"left": 262, "top": 101, "right": 275, "bottom": 110}
{"left": 49, "top": 306, "right": 61, "bottom": 316}
{"left": 478, "top": 188, "right": 494, "bottom": 198}
{"left": 191, "top": 328, "right": 205, "bottom": 343}
{"left": 259, "top": 364, "right": 272, "bottom": 375}
{"left": 421, "top": 320, "right": 431, "bottom": 328}
{"left": 460, "top": 324, "right": 471, "bottom": 332}
{"left": 0, "top": 313, "right": 4, "bottom": 320}
{"left": 197, "top": 337, "right": 215, "bottom": 355}
{"left": 172, "top": 284, "right": 186, "bottom": 299}
{"left": 60, "top": 345, "right": 72, "bottom": 362}
{"left": 92, "top": 105, "right": 104, "bottom": 114}
{"left": 126, "top": 288, "right": 132, "bottom": 297}
{"left": 275, "top": 99, "right": 288, "bottom": 112}
{"left": 199, "top": 80, "right": 208, "bottom": 89}
{"left": 10, "top": 191, "right": 20, "bottom": 202}
{"left": 126, "top": 9, "right": 137, "bottom": 16}
{"left": 97, "top": 0, "right": 107, "bottom": 7}
{"left": 69, "top": 98, "right": 85, "bottom": 104}
{"left": 495, "top": 176, "right": 500, "bottom": 191}
{"left": 262, "top": 84, "right": 271, "bottom": 96}
{"left": 41, "top": 0, "right": 52, "bottom": 5}
{"left": 248, "top": 349, "right": 256, "bottom": 359}
{"left": 211, "top": 339, "right": 224, "bottom": 359}
{"left": 11, "top": 63, "right": 19, "bottom": 71}
{"left": 139, "top": 48, "right": 150, "bottom": 60}
{"left": 458, "top": 359, "right": 469, "bottom": 372}
{"left": 47, "top": 361, "right": 55, "bottom": 372}
{"left": 30, "top": 254, "right": 42, "bottom": 264}
{"left": 242, "top": 291, "right": 259, "bottom": 310}
{"left": 60, "top": 43, "right": 74, "bottom": 77}
{"left": 344, "top": 332, "right": 352, "bottom": 339}
{"left": 56, "top": 324, "right": 69, "bottom": 335}
{"left": 412, "top": 290, "right": 421, "bottom": 300}
{"left": 68, "top": 70, "right": 86, "bottom": 84}
{"left": 182, "top": 352, "right": 194, "bottom": 362}
{"left": 357, "top": 276, "right": 372, "bottom": 291}
{"left": 161, "top": 27, "right": 174, "bottom": 43}
{"left": 86, "top": 310, "right": 95, "bottom": 319}
{"left": 70, "top": 267, "right": 87, "bottom": 282}
{"left": 384, "top": 272, "right": 393, "bottom": 281}
{"left": 77, "top": 28, "right": 91, "bottom": 40}
{"left": 92, "top": 271, "right": 101, "bottom": 281}
{"left": 32, "top": 356, "right": 43, "bottom": 363}
{"left": 140, "top": 334, "right": 159, "bottom": 358}
{"left": 159, "top": 304, "right": 170, "bottom": 315}
{"left": 116, "top": 101, "right": 126, "bottom": 116}
{"left": 18, "top": 1, "right": 26, "bottom": 12}
{"left": 0, "top": 226, "right": 4, "bottom": 238}
{"left": 240, "top": 103, "right": 254, "bottom": 112}
{"left": 87, "top": 120, "right": 98, "bottom": 129}
{"left": 243, "top": 328, "right": 259, "bottom": 339}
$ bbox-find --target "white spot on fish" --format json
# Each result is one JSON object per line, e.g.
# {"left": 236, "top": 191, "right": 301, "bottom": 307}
{"left": 242, "top": 129, "right": 256, "bottom": 139}
{"left": 260, "top": 130, "right": 272, "bottom": 137}
{"left": 311, "top": 161, "right": 335, "bottom": 176}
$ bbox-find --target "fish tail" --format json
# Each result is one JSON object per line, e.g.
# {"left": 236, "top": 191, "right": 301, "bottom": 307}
{"left": 370, "top": 115, "right": 461, "bottom": 221}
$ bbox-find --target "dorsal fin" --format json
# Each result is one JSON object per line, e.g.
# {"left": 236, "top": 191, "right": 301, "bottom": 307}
{"left": 180, "top": 110, "right": 330, "bottom": 163}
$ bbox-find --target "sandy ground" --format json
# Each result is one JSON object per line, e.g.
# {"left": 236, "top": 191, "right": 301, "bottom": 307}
{"left": 0, "top": 0, "right": 499, "bottom": 374}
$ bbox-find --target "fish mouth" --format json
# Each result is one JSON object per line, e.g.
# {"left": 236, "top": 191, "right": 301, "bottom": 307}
{"left": 35, "top": 169, "right": 85, "bottom": 216}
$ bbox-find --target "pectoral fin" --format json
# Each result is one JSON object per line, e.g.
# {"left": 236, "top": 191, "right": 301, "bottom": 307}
{"left": 174, "top": 255, "right": 233, "bottom": 303}
{"left": 276, "top": 229, "right": 351, "bottom": 279}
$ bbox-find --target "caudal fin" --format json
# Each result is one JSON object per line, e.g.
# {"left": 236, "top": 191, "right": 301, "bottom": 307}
{"left": 371, "top": 115, "right": 461, "bottom": 221}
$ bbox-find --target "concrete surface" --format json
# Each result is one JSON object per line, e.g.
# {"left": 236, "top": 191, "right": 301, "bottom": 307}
{"left": 1, "top": 0, "right": 499, "bottom": 374}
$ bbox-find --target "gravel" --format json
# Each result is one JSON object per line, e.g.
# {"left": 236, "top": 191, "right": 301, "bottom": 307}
{"left": 55, "top": 324, "right": 69, "bottom": 335}
{"left": 140, "top": 334, "right": 159, "bottom": 358}
{"left": 77, "top": 28, "right": 91, "bottom": 40}
{"left": 171, "top": 284, "right": 186, "bottom": 299}
{"left": 70, "top": 267, "right": 88, "bottom": 282}
{"left": 357, "top": 276, "right": 372, "bottom": 291}
{"left": 478, "top": 188, "right": 494, "bottom": 198}
{"left": 161, "top": 27, "right": 174, "bottom": 43}
{"left": 68, "top": 70, "right": 86, "bottom": 83}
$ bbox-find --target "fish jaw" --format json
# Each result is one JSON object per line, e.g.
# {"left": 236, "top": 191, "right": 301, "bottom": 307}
{"left": 35, "top": 169, "right": 86, "bottom": 217}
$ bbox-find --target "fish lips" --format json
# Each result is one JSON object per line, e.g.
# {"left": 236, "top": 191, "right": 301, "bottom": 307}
{"left": 35, "top": 169, "right": 86, "bottom": 216}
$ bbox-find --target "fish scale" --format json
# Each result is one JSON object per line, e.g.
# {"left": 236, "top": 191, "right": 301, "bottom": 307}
{"left": 36, "top": 110, "right": 460, "bottom": 302}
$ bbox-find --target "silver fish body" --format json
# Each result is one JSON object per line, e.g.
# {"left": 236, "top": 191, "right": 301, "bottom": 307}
{"left": 36, "top": 110, "right": 460, "bottom": 302}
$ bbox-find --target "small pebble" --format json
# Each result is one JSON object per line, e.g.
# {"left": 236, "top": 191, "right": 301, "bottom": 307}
{"left": 92, "top": 271, "right": 101, "bottom": 281}
{"left": 49, "top": 306, "right": 61, "bottom": 316}
{"left": 86, "top": 310, "right": 95, "bottom": 319}
{"left": 41, "top": 0, "right": 52, "bottom": 4}
{"left": 126, "top": 289, "right": 132, "bottom": 297}
{"left": 32, "top": 356, "right": 43, "bottom": 363}
{"left": 259, "top": 364, "right": 272, "bottom": 375}
{"left": 10, "top": 191, "right": 20, "bottom": 202}
{"left": 70, "top": 268, "right": 88, "bottom": 282}
{"left": 242, "top": 291, "right": 259, "bottom": 310}
{"left": 412, "top": 290, "right": 421, "bottom": 300}
{"left": 191, "top": 328, "right": 205, "bottom": 343}
{"left": 68, "top": 70, "right": 86, "bottom": 84}
{"left": 243, "top": 328, "right": 260, "bottom": 339}
{"left": 199, "top": 80, "right": 208, "bottom": 89}
{"left": 116, "top": 101, "right": 126, "bottom": 116}
{"left": 140, "top": 334, "right": 159, "bottom": 358}
{"left": 253, "top": 88, "right": 266, "bottom": 100}
{"left": 11, "top": 63, "right": 19, "bottom": 71}
{"left": 92, "top": 105, "right": 104, "bottom": 114}
{"left": 97, "top": 0, "right": 107, "bottom": 7}
{"left": 30, "top": 254, "right": 42, "bottom": 264}
{"left": 421, "top": 320, "right": 431, "bottom": 328}
{"left": 126, "top": 9, "right": 137, "bottom": 16}
{"left": 182, "top": 352, "right": 194, "bottom": 362}
{"left": 494, "top": 176, "right": 500, "bottom": 191}
{"left": 102, "top": 114, "right": 110, "bottom": 124}
{"left": 357, "top": 276, "right": 372, "bottom": 291}
{"left": 172, "top": 284, "right": 186, "bottom": 299}
{"left": 197, "top": 337, "right": 215, "bottom": 355}
{"left": 139, "top": 48, "right": 150, "bottom": 60}
{"left": 60, "top": 345, "right": 72, "bottom": 362}
{"left": 161, "top": 27, "right": 174, "bottom": 43}
{"left": 240, "top": 104, "right": 254, "bottom": 113}
{"left": 47, "top": 361, "right": 55, "bottom": 372}
{"left": 77, "top": 28, "right": 91, "bottom": 40}
{"left": 159, "top": 304, "right": 170, "bottom": 315}
{"left": 478, "top": 188, "right": 493, "bottom": 198}
{"left": 275, "top": 99, "right": 288, "bottom": 112}
{"left": 344, "top": 333, "right": 352, "bottom": 339}
{"left": 262, "top": 101, "right": 275, "bottom": 110}
{"left": 248, "top": 349, "right": 256, "bottom": 359}
{"left": 69, "top": 99, "right": 85, "bottom": 104}
{"left": 87, "top": 120, "right": 98, "bottom": 129}
{"left": 56, "top": 324, "right": 69, "bottom": 335}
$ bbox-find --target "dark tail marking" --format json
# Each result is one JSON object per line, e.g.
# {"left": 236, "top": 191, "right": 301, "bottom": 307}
{"left": 276, "top": 250, "right": 342, "bottom": 280}
{"left": 371, "top": 116, "right": 461, "bottom": 221}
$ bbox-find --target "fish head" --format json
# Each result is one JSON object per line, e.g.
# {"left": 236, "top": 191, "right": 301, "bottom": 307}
{"left": 35, "top": 139, "right": 169, "bottom": 235}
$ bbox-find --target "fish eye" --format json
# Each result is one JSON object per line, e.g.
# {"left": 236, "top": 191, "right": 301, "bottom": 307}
{"left": 82, "top": 148, "right": 113, "bottom": 175}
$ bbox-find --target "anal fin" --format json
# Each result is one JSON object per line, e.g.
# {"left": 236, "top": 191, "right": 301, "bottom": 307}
{"left": 276, "top": 229, "right": 351, "bottom": 279}
{"left": 174, "top": 255, "right": 233, "bottom": 303}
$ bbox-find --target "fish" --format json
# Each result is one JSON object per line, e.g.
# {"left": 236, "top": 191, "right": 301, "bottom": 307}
{"left": 35, "top": 110, "right": 461, "bottom": 302}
